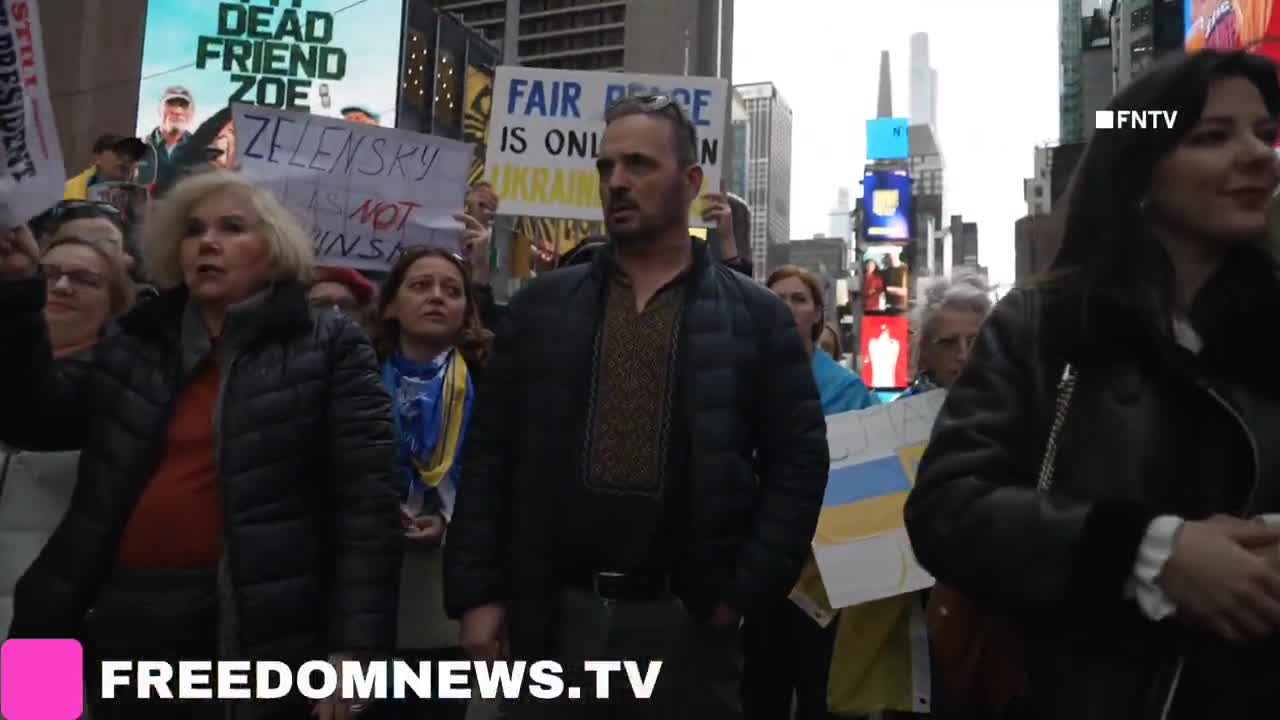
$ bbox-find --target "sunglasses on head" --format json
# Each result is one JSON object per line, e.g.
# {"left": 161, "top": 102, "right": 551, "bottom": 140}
{"left": 48, "top": 201, "right": 122, "bottom": 223}
{"left": 605, "top": 94, "right": 677, "bottom": 120}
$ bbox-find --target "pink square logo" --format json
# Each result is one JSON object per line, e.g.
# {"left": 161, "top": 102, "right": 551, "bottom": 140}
{"left": 1, "top": 639, "right": 84, "bottom": 719}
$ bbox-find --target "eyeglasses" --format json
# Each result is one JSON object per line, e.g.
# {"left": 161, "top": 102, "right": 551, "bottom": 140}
{"left": 310, "top": 297, "right": 359, "bottom": 314}
{"left": 49, "top": 200, "right": 122, "bottom": 220}
{"left": 42, "top": 263, "right": 105, "bottom": 290}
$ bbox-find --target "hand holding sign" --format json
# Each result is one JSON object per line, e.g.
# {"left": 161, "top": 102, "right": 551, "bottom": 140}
{"left": 0, "top": 225, "right": 38, "bottom": 281}
{"left": 455, "top": 212, "right": 491, "bottom": 282}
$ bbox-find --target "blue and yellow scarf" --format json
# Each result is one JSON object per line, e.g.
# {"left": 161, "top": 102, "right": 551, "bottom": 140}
{"left": 381, "top": 348, "right": 474, "bottom": 519}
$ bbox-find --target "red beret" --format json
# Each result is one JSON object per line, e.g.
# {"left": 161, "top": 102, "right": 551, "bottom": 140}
{"left": 313, "top": 266, "right": 376, "bottom": 305}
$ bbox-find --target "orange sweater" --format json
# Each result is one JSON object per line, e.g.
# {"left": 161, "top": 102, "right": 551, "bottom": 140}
{"left": 117, "top": 358, "right": 223, "bottom": 569}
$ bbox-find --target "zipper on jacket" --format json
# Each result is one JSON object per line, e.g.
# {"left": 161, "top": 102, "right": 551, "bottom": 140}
{"left": 1149, "top": 384, "right": 1262, "bottom": 718}
{"left": 1202, "top": 384, "right": 1261, "bottom": 515}
{"left": 214, "top": 348, "right": 247, "bottom": 657}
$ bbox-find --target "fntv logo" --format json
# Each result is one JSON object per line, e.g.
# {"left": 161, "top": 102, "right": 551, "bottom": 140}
{"left": 1095, "top": 110, "right": 1179, "bottom": 130}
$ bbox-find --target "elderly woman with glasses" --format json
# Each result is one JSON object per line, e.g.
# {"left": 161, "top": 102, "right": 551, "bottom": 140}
{"left": 0, "top": 228, "right": 133, "bottom": 652}
{"left": 0, "top": 171, "right": 401, "bottom": 720}
{"left": 903, "top": 271, "right": 992, "bottom": 395}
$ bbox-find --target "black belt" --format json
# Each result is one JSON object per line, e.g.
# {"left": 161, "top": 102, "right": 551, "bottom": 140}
{"left": 564, "top": 570, "right": 670, "bottom": 603}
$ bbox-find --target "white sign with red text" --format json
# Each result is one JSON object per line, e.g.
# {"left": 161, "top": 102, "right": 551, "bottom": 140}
{"left": 0, "top": 0, "right": 64, "bottom": 228}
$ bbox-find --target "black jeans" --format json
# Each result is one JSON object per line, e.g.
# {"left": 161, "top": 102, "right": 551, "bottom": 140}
{"left": 740, "top": 598, "right": 838, "bottom": 720}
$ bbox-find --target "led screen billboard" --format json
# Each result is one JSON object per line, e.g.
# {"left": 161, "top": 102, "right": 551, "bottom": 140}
{"left": 866, "top": 118, "right": 909, "bottom": 160}
{"left": 136, "top": 0, "right": 404, "bottom": 185}
{"left": 860, "top": 314, "right": 909, "bottom": 390}
{"left": 862, "top": 170, "right": 912, "bottom": 241}
{"left": 1185, "top": 0, "right": 1275, "bottom": 51}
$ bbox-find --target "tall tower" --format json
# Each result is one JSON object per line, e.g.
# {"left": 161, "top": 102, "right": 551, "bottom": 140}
{"left": 910, "top": 33, "right": 938, "bottom": 131}
{"left": 877, "top": 50, "right": 893, "bottom": 118}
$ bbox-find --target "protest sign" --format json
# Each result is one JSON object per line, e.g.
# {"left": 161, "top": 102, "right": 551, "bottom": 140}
{"left": 0, "top": 0, "right": 64, "bottom": 228}
{"left": 811, "top": 390, "right": 944, "bottom": 608}
{"left": 233, "top": 104, "right": 473, "bottom": 272}
{"left": 484, "top": 66, "right": 728, "bottom": 226}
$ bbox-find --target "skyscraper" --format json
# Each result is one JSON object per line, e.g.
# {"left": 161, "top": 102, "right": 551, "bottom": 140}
{"left": 877, "top": 51, "right": 893, "bottom": 117}
{"left": 1060, "top": 0, "right": 1111, "bottom": 142}
{"left": 910, "top": 33, "right": 938, "bottom": 131}
{"left": 430, "top": 0, "right": 733, "bottom": 77}
{"left": 829, "top": 187, "right": 852, "bottom": 243}
{"left": 736, "top": 81, "right": 793, "bottom": 280}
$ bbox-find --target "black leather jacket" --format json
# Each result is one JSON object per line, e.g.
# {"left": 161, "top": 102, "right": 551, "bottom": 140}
{"left": 906, "top": 257, "right": 1280, "bottom": 719}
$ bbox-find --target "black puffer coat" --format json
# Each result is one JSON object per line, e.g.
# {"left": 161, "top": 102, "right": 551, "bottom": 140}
{"left": 905, "top": 254, "right": 1280, "bottom": 719}
{"left": 0, "top": 275, "right": 401, "bottom": 660}
{"left": 444, "top": 239, "right": 829, "bottom": 656}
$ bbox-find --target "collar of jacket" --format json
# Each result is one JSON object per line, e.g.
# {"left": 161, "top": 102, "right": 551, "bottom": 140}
{"left": 585, "top": 235, "right": 713, "bottom": 286}
{"left": 118, "top": 280, "right": 313, "bottom": 346}
{"left": 1044, "top": 245, "right": 1280, "bottom": 387}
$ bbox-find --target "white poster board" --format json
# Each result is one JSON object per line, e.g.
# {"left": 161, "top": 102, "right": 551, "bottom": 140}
{"left": 813, "top": 390, "right": 945, "bottom": 608}
{"left": 0, "top": 0, "right": 64, "bottom": 227}
{"left": 233, "top": 104, "right": 473, "bottom": 271}
{"left": 484, "top": 66, "right": 728, "bottom": 225}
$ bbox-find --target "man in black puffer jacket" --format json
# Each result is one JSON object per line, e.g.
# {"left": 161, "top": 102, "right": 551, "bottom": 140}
{"left": 444, "top": 97, "right": 828, "bottom": 717}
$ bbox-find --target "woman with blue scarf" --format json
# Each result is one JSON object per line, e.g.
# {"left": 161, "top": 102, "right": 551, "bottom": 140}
{"left": 373, "top": 246, "right": 492, "bottom": 720}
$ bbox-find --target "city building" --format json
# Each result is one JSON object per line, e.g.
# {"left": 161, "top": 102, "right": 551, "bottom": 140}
{"left": 430, "top": 0, "right": 733, "bottom": 77}
{"left": 1015, "top": 141, "right": 1087, "bottom": 281}
{"left": 877, "top": 50, "right": 894, "bottom": 117}
{"left": 909, "top": 33, "right": 938, "bottom": 132}
{"left": 787, "top": 234, "right": 848, "bottom": 323}
{"left": 729, "top": 89, "right": 750, "bottom": 198}
{"left": 828, "top": 188, "right": 852, "bottom": 245}
{"left": 949, "top": 214, "right": 980, "bottom": 270}
{"left": 43, "top": 0, "right": 149, "bottom": 175}
{"left": 400, "top": 5, "right": 502, "bottom": 140}
{"left": 1060, "top": 0, "right": 1113, "bottom": 143}
{"left": 1109, "top": 0, "right": 1186, "bottom": 91}
{"left": 736, "top": 81, "right": 794, "bottom": 280}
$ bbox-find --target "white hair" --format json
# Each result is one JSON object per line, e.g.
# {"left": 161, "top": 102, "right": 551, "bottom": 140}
{"left": 143, "top": 171, "right": 314, "bottom": 289}
{"left": 909, "top": 270, "right": 993, "bottom": 369}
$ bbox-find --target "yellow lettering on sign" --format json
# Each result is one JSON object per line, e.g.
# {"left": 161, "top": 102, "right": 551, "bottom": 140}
{"left": 489, "top": 163, "right": 604, "bottom": 209}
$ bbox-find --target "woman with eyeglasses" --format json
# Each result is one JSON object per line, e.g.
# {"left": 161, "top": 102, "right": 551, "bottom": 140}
{"left": 821, "top": 272, "right": 991, "bottom": 720}
{"left": 907, "top": 51, "right": 1280, "bottom": 719}
{"left": 0, "top": 171, "right": 401, "bottom": 720}
{"left": 902, "top": 271, "right": 991, "bottom": 397}
{"left": 744, "top": 266, "right": 878, "bottom": 720}
{"left": 0, "top": 228, "right": 133, "bottom": 646}
{"left": 369, "top": 246, "right": 492, "bottom": 720}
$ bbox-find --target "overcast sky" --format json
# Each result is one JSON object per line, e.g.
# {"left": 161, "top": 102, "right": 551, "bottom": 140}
{"left": 731, "top": 0, "right": 1061, "bottom": 286}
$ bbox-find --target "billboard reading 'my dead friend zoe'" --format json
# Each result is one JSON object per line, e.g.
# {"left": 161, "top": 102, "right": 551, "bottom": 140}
{"left": 136, "top": 0, "right": 404, "bottom": 184}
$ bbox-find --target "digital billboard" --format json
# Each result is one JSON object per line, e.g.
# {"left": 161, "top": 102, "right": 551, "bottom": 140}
{"left": 860, "top": 315, "right": 909, "bottom": 390}
{"left": 1185, "top": 0, "right": 1275, "bottom": 51}
{"left": 136, "top": 0, "right": 404, "bottom": 185}
{"left": 866, "top": 118, "right": 909, "bottom": 160}
{"left": 862, "top": 169, "right": 912, "bottom": 241}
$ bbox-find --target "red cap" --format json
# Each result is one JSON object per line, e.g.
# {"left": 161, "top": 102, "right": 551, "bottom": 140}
{"left": 313, "top": 266, "right": 376, "bottom": 305}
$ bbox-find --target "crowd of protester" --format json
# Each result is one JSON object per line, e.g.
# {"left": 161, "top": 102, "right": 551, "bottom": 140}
{"left": 2, "top": 47, "right": 1280, "bottom": 720}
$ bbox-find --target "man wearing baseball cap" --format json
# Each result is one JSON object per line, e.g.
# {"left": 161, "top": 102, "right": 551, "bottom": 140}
{"left": 64, "top": 134, "right": 148, "bottom": 200}
{"left": 341, "top": 105, "right": 381, "bottom": 126}
{"left": 136, "top": 85, "right": 195, "bottom": 186}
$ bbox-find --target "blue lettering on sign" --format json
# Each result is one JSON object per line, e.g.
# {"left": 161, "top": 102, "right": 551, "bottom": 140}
{"left": 507, "top": 78, "right": 582, "bottom": 117}
{"left": 603, "top": 82, "right": 714, "bottom": 126}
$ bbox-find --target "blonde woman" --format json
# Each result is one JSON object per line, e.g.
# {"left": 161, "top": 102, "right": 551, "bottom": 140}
{"left": 0, "top": 171, "right": 401, "bottom": 720}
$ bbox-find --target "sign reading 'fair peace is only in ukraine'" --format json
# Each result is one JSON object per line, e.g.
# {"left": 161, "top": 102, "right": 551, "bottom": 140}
{"left": 484, "top": 66, "right": 728, "bottom": 226}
